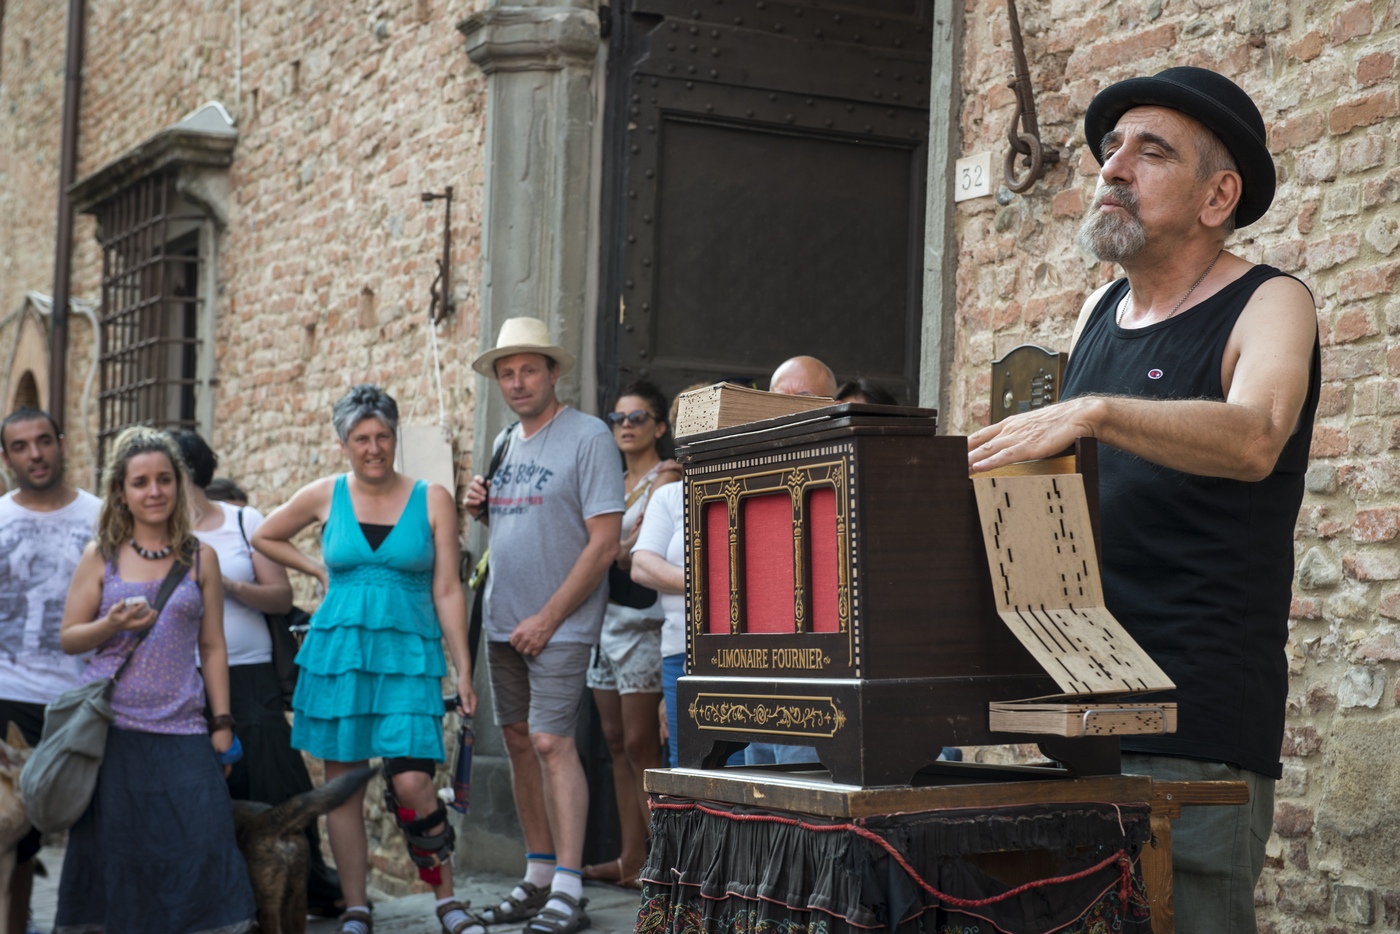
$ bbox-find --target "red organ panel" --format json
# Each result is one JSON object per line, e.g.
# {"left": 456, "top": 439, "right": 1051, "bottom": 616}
{"left": 742, "top": 493, "right": 797, "bottom": 634}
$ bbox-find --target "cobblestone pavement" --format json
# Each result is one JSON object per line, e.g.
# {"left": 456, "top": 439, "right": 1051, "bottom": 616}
{"left": 30, "top": 845, "right": 644, "bottom": 934}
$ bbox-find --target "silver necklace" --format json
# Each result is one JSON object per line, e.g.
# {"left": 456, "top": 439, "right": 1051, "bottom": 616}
{"left": 1117, "top": 249, "right": 1223, "bottom": 326}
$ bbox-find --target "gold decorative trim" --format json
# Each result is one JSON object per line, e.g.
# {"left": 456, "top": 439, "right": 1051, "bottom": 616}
{"left": 687, "top": 692, "right": 848, "bottom": 738}
{"left": 686, "top": 448, "right": 855, "bottom": 666}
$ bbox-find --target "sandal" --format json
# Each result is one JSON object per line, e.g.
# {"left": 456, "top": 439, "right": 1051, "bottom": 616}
{"left": 581, "top": 856, "right": 623, "bottom": 882}
{"left": 582, "top": 856, "right": 641, "bottom": 889}
{"left": 437, "top": 899, "right": 481, "bottom": 934}
{"left": 473, "top": 880, "right": 550, "bottom": 924}
{"left": 523, "top": 892, "right": 590, "bottom": 934}
{"left": 337, "top": 908, "right": 374, "bottom": 934}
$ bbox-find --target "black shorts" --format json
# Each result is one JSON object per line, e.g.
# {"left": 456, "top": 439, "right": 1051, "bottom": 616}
{"left": 382, "top": 757, "right": 437, "bottom": 779}
{"left": 0, "top": 698, "right": 47, "bottom": 864}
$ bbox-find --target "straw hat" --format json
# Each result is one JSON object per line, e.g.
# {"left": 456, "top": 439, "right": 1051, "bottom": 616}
{"left": 471, "top": 317, "right": 575, "bottom": 377}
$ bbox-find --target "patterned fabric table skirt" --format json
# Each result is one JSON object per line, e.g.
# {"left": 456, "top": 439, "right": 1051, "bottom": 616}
{"left": 636, "top": 796, "right": 1153, "bottom": 934}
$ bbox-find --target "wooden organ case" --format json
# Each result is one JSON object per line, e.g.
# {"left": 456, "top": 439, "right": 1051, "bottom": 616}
{"left": 674, "top": 403, "right": 1128, "bottom": 787}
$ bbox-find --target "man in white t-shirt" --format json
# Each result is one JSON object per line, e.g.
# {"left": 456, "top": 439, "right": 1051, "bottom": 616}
{"left": 0, "top": 407, "right": 101, "bottom": 932}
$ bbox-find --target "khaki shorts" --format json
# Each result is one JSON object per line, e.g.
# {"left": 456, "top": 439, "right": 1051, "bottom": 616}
{"left": 487, "top": 640, "right": 593, "bottom": 737}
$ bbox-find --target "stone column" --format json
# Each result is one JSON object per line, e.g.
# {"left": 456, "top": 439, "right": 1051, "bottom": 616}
{"left": 462, "top": 3, "right": 601, "bottom": 411}
{"left": 920, "top": 2, "right": 963, "bottom": 416}
{"left": 457, "top": 1, "right": 603, "bottom": 872}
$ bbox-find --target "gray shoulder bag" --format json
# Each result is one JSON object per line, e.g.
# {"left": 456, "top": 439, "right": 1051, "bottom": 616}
{"left": 20, "top": 547, "right": 194, "bottom": 833}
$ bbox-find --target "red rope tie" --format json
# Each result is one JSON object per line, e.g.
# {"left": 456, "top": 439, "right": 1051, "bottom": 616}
{"left": 650, "top": 799, "right": 1134, "bottom": 910}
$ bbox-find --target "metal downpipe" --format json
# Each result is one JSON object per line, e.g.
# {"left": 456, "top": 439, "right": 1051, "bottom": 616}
{"left": 49, "top": 0, "right": 86, "bottom": 423}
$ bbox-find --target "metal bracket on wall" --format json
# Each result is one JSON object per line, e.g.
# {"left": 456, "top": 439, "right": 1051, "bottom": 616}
{"left": 421, "top": 186, "right": 453, "bottom": 321}
{"left": 1003, "top": 0, "right": 1059, "bottom": 193}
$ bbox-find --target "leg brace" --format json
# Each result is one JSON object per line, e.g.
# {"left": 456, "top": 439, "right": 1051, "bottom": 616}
{"left": 382, "top": 764, "right": 456, "bottom": 883}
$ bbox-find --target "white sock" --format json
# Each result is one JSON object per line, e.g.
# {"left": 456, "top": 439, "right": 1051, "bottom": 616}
{"left": 341, "top": 906, "right": 371, "bottom": 934}
{"left": 524, "top": 853, "right": 556, "bottom": 889}
{"left": 436, "top": 896, "right": 471, "bottom": 932}
{"left": 545, "top": 867, "right": 583, "bottom": 916}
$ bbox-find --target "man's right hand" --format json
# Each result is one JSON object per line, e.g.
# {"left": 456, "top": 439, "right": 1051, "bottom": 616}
{"left": 465, "top": 474, "right": 489, "bottom": 521}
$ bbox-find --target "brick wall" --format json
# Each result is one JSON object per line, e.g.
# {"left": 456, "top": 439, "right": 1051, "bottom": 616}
{"left": 0, "top": 0, "right": 67, "bottom": 330}
{"left": 2, "top": 0, "right": 492, "bottom": 895}
{"left": 952, "top": 0, "right": 1400, "bottom": 926}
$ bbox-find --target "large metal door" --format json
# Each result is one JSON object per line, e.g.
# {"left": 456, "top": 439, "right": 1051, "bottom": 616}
{"left": 598, "top": 0, "right": 935, "bottom": 408}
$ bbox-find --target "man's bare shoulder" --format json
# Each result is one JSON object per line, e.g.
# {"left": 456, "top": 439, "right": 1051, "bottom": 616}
{"left": 1235, "top": 270, "right": 1317, "bottom": 342}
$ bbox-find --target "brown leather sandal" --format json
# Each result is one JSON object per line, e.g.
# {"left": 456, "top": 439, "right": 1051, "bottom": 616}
{"left": 523, "top": 892, "right": 590, "bottom": 934}
{"left": 436, "top": 899, "right": 480, "bottom": 934}
{"left": 474, "top": 881, "right": 549, "bottom": 924}
{"left": 337, "top": 907, "right": 374, "bottom": 934}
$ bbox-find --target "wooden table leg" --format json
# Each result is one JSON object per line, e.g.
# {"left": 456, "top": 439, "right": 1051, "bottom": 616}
{"left": 1142, "top": 779, "right": 1248, "bottom": 934}
{"left": 1143, "top": 811, "right": 1175, "bottom": 934}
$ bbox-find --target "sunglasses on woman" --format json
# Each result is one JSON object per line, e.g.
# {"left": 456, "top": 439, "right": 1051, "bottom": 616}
{"left": 607, "top": 410, "right": 655, "bottom": 428}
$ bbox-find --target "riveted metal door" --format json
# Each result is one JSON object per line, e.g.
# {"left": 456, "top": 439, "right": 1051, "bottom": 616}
{"left": 598, "top": 0, "right": 935, "bottom": 410}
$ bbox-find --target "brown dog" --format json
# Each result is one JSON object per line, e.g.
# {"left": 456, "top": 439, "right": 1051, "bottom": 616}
{"left": 232, "top": 766, "right": 375, "bottom": 934}
{"left": 0, "top": 723, "right": 34, "bottom": 932}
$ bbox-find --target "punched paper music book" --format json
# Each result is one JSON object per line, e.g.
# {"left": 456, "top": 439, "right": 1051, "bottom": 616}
{"left": 972, "top": 473, "right": 1177, "bottom": 738}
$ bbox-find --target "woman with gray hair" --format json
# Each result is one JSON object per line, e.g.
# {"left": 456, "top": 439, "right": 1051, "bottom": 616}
{"left": 254, "top": 384, "right": 477, "bottom": 934}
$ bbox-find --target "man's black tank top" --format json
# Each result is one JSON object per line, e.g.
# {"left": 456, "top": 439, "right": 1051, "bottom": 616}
{"left": 1061, "top": 265, "right": 1320, "bottom": 779}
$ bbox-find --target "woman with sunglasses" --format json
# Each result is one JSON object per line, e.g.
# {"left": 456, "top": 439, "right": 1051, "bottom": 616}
{"left": 582, "top": 381, "right": 678, "bottom": 887}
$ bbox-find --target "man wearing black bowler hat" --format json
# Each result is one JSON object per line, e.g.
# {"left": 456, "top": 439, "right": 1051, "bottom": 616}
{"left": 967, "top": 67, "right": 1320, "bottom": 932}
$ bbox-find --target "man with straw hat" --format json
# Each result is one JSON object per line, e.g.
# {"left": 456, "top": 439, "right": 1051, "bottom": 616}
{"left": 464, "top": 317, "right": 622, "bottom": 934}
{"left": 967, "top": 67, "right": 1320, "bottom": 932}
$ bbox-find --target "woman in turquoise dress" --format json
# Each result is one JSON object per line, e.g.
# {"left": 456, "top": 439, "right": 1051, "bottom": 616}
{"left": 254, "top": 385, "right": 476, "bottom": 934}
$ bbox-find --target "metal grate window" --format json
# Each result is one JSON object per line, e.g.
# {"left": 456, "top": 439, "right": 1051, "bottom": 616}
{"left": 94, "top": 172, "right": 205, "bottom": 466}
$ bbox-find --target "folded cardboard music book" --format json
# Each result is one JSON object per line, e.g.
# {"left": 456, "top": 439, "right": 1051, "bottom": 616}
{"left": 674, "top": 382, "right": 835, "bottom": 439}
{"left": 972, "top": 473, "right": 1177, "bottom": 738}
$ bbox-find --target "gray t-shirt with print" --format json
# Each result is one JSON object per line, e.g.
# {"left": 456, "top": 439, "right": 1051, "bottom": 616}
{"left": 484, "top": 406, "right": 624, "bottom": 645}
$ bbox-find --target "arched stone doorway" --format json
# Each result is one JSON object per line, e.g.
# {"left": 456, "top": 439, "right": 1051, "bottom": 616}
{"left": 13, "top": 371, "right": 40, "bottom": 410}
{"left": 4, "top": 304, "right": 50, "bottom": 416}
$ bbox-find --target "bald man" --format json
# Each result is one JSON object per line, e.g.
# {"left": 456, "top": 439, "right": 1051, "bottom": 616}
{"left": 746, "top": 355, "right": 835, "bottom": 770}
{"left": 769, "top": 356, "right": 837, "bottom": 397}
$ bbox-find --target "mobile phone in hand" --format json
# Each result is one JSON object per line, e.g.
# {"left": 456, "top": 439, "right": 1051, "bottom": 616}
{"left": 123, "top": 595, "right": 149, "bottom": 610}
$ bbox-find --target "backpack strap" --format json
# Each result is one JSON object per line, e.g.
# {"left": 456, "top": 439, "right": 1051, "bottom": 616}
{"left": 474, "top": 422, "right": 520, "bottom": 528}
{"left": 486, "top": 422, "right": 520, "bottom": 482}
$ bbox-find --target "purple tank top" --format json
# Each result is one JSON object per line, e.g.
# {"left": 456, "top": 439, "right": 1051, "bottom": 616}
{"left": 82, "top": 561, "right": 208, "bottom": 734}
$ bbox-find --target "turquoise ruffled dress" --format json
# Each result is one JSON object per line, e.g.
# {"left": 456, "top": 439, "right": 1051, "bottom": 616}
{"left": 290, "top": 475, "right": 446, "bottom": 762}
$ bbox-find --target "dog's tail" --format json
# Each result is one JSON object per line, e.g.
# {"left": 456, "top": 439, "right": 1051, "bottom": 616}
{"left": 244, "top": 766, "right": 377, "bottom": 837}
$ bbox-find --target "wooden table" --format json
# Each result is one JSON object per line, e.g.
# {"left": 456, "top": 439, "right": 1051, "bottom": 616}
{"left": 643, "top": 766, "right": 1246, "bottom": 934}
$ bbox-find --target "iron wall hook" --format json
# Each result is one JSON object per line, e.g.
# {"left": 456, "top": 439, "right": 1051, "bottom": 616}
{"left": 1003, "top": 0, "right": 1059, "bottom": 193}
{"left": 421, "top": 186, "right": 454, "bottom": 321}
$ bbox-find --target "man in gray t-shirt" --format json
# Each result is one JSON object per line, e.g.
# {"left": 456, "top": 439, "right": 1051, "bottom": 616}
{"left": 465, "top": 317, "right": 622, "bottom": 929}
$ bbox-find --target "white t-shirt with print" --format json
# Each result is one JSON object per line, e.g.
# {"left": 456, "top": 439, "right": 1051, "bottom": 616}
{"left": 0, "top": 489, "right": 101, "bottom": 704}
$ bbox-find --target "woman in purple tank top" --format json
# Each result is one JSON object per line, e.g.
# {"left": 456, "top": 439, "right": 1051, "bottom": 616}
{"left": 54, "top": 427, "right": 256, "bottom": 934}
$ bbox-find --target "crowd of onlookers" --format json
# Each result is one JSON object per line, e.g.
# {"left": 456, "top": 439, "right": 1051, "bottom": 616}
{"left": 0, "top": 322, "right": 892, "bottom": 934}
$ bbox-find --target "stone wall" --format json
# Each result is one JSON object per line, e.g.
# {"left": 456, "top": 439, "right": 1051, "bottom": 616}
{"left": 1, "top": 0, "right": 498, "bottom": 895}
{"left": 951, "top": 0, "right": 1400, "bottom": 927}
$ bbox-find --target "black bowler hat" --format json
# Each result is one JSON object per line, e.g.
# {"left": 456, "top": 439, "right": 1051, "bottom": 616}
{"left": 1084, "top": 66, "right": 1275, "bottom": 228}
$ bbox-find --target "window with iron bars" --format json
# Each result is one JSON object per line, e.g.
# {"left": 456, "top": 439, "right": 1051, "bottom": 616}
{"left": 94, "top": 171, "right": 209, "bottom": 466}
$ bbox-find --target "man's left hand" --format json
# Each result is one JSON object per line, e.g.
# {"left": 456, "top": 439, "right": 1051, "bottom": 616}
{"left": 509, "top": 611, "right": 559, "bottom": 657}
{"left": 966, "top": 396, "right": 1104, "bottom": 474}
